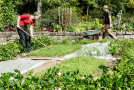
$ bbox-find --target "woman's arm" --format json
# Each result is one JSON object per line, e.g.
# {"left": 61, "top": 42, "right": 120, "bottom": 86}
{"left": 30, "top": 25, "right": 34, "bottom": 37}
{"left": 17, "top": 16, "right": 20, "bottom": 28}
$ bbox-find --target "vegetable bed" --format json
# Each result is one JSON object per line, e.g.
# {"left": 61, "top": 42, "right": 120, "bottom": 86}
{"left": 40, "top": 56, "right": 107, "bottom": 77}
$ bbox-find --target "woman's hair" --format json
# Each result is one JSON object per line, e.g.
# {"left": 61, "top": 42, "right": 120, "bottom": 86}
{"left": 34, "top": 12, "right": 40, "bottom": 16}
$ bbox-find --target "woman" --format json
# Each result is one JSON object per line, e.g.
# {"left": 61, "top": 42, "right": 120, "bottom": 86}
{"left": 17, "top": 12, "right": 41, "bottom": 52}
{"left": 103, "top": 5, "right": 112, "bottom": 39}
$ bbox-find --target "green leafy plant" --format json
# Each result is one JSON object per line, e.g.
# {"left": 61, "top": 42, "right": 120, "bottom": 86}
{"left": 0, "top": 41, "right": 22, "bottom": 61}
{"left": 0, "top": 36, "right": 55, "bottom": 61}
{"left": 91, "top": 18, "right": 104, "bottom": 30}
{"left": 52, "top": 23, "right": 62, "bottom": 32}
{"left": 66, "top": 25, "right": 75, "bottom": 32}
{"left": 0, "top": 0, "right": 16, "bottom": 31}
{"left": 109, "top": 41, "right": 120, "bottom": 55}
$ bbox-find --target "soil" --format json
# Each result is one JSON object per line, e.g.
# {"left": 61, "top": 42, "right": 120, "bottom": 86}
{"left": 23, "top": 59, "right": 61, "bottom": 76}
{"left": 93, "top": 60, "right": 115, "bottom": 75}
{"left": 33, "top": 60, "right": 61, "bottom": 74}
{"left": 107, "top": 60, "right": 115, "bottom": 69}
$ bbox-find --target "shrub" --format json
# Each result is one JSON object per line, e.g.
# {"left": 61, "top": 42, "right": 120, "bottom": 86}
{"left": 0, "top": 36, "right": 55, "bottom": 61}
{"left": 0, "top": 41, "right": 21, "bottom": 61}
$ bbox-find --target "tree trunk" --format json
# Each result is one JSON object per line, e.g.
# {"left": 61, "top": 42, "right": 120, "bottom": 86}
{"left": 86, "top": 7, "right": 89, "bottom": 22}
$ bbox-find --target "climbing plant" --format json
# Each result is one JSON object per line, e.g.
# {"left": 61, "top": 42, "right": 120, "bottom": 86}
{"left": 0, "top": 0, "right": 16, "bottom": 31}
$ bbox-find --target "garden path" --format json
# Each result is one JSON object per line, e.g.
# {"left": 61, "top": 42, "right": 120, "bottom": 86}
{"left": 0, "top": 42, "right": 120, "bottom": 76}
{"left": 0, "top": 58, "right": 46, "bottom": 76}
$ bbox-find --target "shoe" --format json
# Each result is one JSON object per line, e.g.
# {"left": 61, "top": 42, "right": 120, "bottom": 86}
{"left": 22, "top": 53, "right": 26, "bottom": 57}
{"left": 27, "top": 48, "right": 31, "bottom": 53}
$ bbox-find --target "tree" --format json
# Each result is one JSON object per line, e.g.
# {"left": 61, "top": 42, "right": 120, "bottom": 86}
{"left": 128, "top": 0, "right": 134, "bottom": 8}
{"left": 82, "top": 0, "right": 98, "bottom": 22}
{"left": 13, "top": 0, "right": 40, "bottom": 14}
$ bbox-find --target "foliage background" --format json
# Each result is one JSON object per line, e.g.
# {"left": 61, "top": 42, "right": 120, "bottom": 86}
{"left": 0, "top": 0, "right": 133, "bottom": 31}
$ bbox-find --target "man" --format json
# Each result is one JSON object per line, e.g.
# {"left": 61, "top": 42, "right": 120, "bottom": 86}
{"left": 17, "top": 12, "right": 41, "bottom": 53}
{"left": 103, "top": 5, "right": 112, "bottom": 39}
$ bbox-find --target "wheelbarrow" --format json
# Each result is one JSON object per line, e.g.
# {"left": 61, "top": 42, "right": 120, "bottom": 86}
{"left": 83, "top": 27, "right": 110, "bottom": 40}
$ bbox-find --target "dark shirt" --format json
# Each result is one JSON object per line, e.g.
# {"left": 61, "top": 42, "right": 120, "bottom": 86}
{"left": 104, "top": 11, "right": 111, "bottom": 24}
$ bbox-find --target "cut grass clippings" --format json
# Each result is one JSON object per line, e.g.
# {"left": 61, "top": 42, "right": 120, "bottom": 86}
{"left": 39, "top": 56, "right": 107, "bottom": 77}
{"left": 28, "top": 44, "right": 82, "bottom": 57}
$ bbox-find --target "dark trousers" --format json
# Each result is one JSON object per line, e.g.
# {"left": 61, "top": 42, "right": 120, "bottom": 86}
{"left": 103, "top": 25, "right": 109, "bottom": 39}
{"left": 17, "top": 26, "right": 31, "bottom": 52}
{"left": 102, "top": 29, "right": 108, "bottom": 39}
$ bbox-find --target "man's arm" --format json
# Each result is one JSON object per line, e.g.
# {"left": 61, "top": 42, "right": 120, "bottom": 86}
{"left": 103, "top": 15, "right": 105, "bottom": 25}
{"left": 30, "top": 25, "right": 34, "bottom": 37}
{"left": 17, "top": 16, "right": 20, "bottom": 28}
{"left": 109, "top": 14, "right": 112, "bottom": 28}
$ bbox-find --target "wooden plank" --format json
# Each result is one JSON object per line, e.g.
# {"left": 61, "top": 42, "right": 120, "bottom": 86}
{"left": 31, "top": 58, "right": 53, "bottom": 60}
{"left": 108, "top": 31, "right": 118, "bottom": 40}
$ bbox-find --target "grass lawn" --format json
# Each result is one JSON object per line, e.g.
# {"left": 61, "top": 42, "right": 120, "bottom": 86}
{"left": 28, "top": 44, "right": 82, "bottom": 57}
{"left": 39, "top": 56, "right": 107, "bottom": 77}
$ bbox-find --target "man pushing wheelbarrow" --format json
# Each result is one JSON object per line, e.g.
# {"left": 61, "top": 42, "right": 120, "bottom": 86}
{"left": 103, "top": 5, "right": 112, "bottom": 39}
{"left": 84, "top": 5, "right": 117, "bottom": 40}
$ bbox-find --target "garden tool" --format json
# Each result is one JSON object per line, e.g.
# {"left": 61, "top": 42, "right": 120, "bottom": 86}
{"left": 83, "top": 27, "right": 117, "bottom": 40}
{"left": 19, "top": 27, "right": 50, "bottom": 50}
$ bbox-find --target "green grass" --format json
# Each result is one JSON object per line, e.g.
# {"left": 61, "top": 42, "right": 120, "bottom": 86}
{"left": 39, "top": 56, "right": 107, "bottom": 77}
{"left": 28, "top": 44, "right": 82, "bottom": 57}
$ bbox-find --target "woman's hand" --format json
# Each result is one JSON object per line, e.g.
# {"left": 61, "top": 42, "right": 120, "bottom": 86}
{"left": 17, "top": 16, "right": 21, "bottom": 29}
{"left": 31, "top": 35, "right": 34, "bottom": 38}
{"left": 30, "top": 25, "right": 34, "bottom": 38}
{"left": 17, "top": 25, "right": 21, "bottom": 29}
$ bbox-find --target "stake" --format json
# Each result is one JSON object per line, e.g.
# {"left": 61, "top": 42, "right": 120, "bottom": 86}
{"left": 19, "top": 28, "right": 50, "bottom": 50}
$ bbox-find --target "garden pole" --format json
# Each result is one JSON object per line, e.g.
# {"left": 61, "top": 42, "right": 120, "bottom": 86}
{"left": 19, "top": 28, "right": 50, "bottom": 50}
